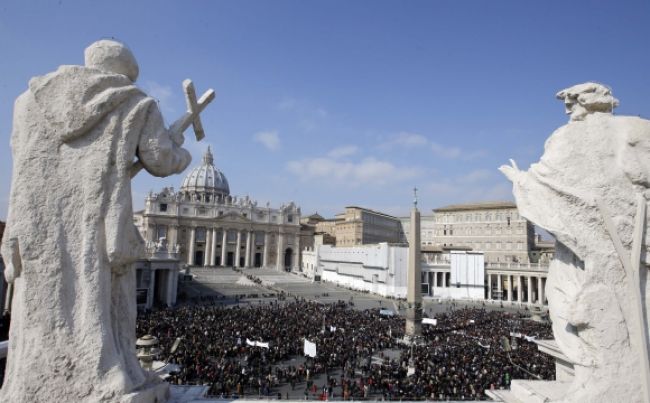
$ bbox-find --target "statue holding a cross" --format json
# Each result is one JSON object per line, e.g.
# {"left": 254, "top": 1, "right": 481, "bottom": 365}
{"left": 0, "top": 39, "right": 215, "bottom": 402}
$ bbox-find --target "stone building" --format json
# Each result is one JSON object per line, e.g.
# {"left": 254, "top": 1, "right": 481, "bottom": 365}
{"left": 134, "top": 148, "right": 302, "bottom": 271}
{"left": 313, "top": 218, "right": 338, "bottom": 244}
{"left": 402, "top": 201, "right": 539, "bottom": 263}
{"left": 312, "top": 206, "right": 404, "bottom": 247}
{"left": 134, "top": 240, "right": 181, "bottom": 310}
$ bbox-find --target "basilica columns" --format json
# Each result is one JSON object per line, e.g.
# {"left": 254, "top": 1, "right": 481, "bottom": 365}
{"left": 263, "top": 232, "right": 270, "bottom": 267}
{"left": 538, "top": 276, "right": 544, "bottom": 304}
{"left": 244, "top": 231, "right": 252, "bottom": 267}
{"left": 235, "top": 231, "right": 242, "bottom": 267}
{"left": 204, "top": 229, "right": 212, "bottom": 266}
{"left": 276, "top": 231, "right": 285, "bottom": 271}
{"left": 517, "top": 275, "right": 522, "bottom": 302}
{"left": 210, "top": 229, "right": 217, "bottom": 266}
{"left": 187, "top": 227, "right": 196, "bottom": 265}
{"left": 180, "top": 225, "right": 298, "bottom": 270}
{"left": 221, "top": 230, "right": 227, "bottom": 267}
{"left": 527, "top": 276, "right": 533, "bottom": 304}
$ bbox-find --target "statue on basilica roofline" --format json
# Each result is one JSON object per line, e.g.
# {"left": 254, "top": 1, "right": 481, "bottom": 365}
{"left": 0, "top": 39, "right": 215, "bottom": 402}
{"left": 501, "top": 82, "right": 650, "bottom": 403}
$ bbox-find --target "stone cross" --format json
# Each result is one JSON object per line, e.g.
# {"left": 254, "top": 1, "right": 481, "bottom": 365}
{"left": 177, "top": 79, "right": 216, "bottom": 141}
{"left": 131, "top": 79, "right": 215, "bottom": 178}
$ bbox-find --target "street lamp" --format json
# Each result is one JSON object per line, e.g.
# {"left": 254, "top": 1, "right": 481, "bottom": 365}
{"left": 136, "top": 334, "right": 161, "bottom": 371}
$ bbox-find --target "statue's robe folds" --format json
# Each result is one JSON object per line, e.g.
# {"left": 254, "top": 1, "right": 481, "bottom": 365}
{"left": 0, "top": 66, "right": 190, "bottom": 402}
{"left": 509, "top": 113, "right": 650, "bottom": 403}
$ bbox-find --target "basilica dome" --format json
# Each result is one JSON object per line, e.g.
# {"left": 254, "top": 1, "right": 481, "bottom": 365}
{"left": 180, "top": 147, "right": 230, "bottom": 197}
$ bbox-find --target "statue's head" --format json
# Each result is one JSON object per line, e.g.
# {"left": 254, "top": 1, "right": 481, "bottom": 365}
{"left": 556, "top": 82, "right": 619, "bottom": 122}
{"left": 84, "top": 39, "right": 139, "bottom": 82}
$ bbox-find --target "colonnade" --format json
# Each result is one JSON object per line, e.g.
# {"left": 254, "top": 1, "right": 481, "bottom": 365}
{"left": 486, "top": 272, "right": 546, "bottom": 305}
{"left": 182, "top": 226, "right": 300, "bottom": 270}
{"left": 425, "top": 271, "right": 451, "bottom": 289}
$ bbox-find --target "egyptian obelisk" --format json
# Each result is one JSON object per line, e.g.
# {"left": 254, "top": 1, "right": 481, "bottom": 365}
{"left": 405, "top": 187, "right": 422, "bottom": 339}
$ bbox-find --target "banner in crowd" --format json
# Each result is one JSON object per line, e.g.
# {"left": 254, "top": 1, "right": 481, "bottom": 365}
{"left": 246, "top": 338, "right": 270, "bottom": 349}
{"left": 509, "top": 332, "right": 537, "bottom": 342}
{"left": 304, "top": 339, "right": 317, "bottom": 357}
{"left": 422, "top": 318, "right": 437, "bottom": 325}
{"left": 379, "top": 309, "right": 395, "bottom": 316}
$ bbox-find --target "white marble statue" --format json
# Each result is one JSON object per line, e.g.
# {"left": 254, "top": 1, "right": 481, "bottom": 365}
{"left": 500, "top": 82, "right": 650, "bottom": 403}
{"left": 0, "top": 40, "right": 197, "bottom": 402}
{"left": 155, "top": 237, "right": 169, "bottom": 253}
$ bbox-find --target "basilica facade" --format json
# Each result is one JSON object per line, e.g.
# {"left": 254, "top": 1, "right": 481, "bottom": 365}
{"left": 134, "top": 148, "right": 302, "bottom": 271}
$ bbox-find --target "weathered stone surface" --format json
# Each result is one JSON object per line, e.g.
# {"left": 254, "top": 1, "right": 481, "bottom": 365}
{"left": 500, "top": 82, "right": 650, "bottom": 402}
{"left": 0, "top": 40, "right": 192, "bottom": 402}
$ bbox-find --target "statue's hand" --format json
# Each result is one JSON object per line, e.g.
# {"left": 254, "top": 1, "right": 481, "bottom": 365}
{"left": 170, "top": 130, "right": 185, "bottom": 147}
{"left": 5, "top": 262, "right": 17, "bottom": 284}
{"left": 3, "top": 238, "right": 22, "bottom": 284}
{"left": 499, "top": 159, "right": 520, "bottom": 182}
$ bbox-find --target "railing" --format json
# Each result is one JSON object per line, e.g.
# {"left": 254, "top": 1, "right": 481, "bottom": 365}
{"left": 485, "top": 262, "right": 549, "bottom": 272}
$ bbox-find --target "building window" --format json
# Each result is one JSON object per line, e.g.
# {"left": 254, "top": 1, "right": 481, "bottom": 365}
{"left": 156, "top": 226, "right": 167, "bottom": 240}
{"left": 159, "top": 203, "right": 168, "bottom": 212}
{"left": 195, "top": 227, "right": 206, "bottom": 242}
{"left": 288, "top": 214, "right": 293, "bottom": 223}
{"left": 219, "top": 211, "right": 223, "bottom": 216}
{"left": 255, "top": 231, "right": 265, "bottom": 245}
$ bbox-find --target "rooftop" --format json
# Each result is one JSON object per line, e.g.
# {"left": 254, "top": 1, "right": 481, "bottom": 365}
{"left": 433, "top": 201, "right": 516, "bottom": 212}
{"left": 344, "top": 206, "right": 400, "bottom": 219}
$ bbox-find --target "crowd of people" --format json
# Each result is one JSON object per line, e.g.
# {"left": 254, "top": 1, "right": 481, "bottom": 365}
{"left": 137, "top": 299, "right": 554, "bottom": 400}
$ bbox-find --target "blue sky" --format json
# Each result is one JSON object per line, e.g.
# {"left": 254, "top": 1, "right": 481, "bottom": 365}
{"left": 1, "top": 0, "right": 649, "bottom": 220}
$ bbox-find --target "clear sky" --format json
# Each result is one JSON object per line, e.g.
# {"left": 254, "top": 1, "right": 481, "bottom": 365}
{"left": 1, "top": 0, "right": 649, "bottom": 220}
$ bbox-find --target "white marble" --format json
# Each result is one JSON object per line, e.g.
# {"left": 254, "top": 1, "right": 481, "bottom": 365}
{"left": 501, "top": 82, "right": 650, "bottom": 403}
{"left": 0, "top": 40, "right": 198, "bottom": 402}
